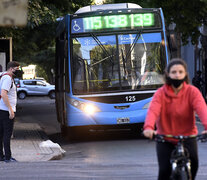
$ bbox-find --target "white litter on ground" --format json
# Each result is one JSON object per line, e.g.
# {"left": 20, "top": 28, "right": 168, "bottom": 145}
{"left": 39, "top": 140, "right": 66, "bottom": 154}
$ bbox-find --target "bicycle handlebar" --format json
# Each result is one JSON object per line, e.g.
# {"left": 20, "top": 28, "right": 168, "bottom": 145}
{"left": 153, "top": 134, "right": 207, "bottom": 143}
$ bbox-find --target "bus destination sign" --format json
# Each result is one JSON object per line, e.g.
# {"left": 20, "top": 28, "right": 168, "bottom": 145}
{"left": 71, "top": 12, "right": 159, "bottom": 34}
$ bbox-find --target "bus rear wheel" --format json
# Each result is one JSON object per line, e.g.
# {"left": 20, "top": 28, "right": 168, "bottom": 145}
{"left": 61, "top": 125, "right": 68, "bottom": 137}
{"left": 61, "top": 126, "right": 77, "bottom": 141}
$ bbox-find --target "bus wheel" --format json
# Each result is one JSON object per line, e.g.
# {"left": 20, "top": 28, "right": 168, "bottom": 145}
{"left": 61, "top": 126, "right": 76, "bottom": 141}
{"left": 61, "top": 125, "right": 68, "bottom": 137}
{"left": 67, "top": 127, "right": 77, "bottom": 141}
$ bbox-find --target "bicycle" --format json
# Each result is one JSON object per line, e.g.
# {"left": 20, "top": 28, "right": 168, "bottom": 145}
{"left": 154, "top": 134, "right": 207, "bottom": 180}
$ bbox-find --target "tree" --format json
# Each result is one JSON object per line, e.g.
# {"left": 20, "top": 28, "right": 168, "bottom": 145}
{"left": 1, "top": 0, "right": 206, "bottom": 74}
{"left": 113, "top": 0, "right": 207, "bottom": 57}
{"left": 31, "top": 48, "right": 55, "bottom": 83}
{"left": 150, "top": 0, "right": 207, "bottom": 58}
{"left": 0, "top": 0, "right": 92, "bottom": 82}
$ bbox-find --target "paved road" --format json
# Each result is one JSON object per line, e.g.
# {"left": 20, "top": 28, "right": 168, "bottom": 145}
{"left": 2, "top": 96, "right": 206, "bottom": 180}
{"left": 16, "top": 96, "right": 60, "bottom": 135}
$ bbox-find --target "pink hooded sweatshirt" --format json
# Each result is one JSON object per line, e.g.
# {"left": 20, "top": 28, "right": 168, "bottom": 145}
{"left": 144, "top": 82, "right": 207, "bottom": 136}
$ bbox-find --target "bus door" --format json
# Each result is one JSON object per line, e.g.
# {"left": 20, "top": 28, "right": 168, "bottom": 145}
{"left": 55, "top": 33, "right": 68, "bottom": 125}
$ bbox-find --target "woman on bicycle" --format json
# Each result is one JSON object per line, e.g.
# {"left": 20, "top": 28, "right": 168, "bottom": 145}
{"left": 143, "top": 58, "right": 207, "bottom": 180}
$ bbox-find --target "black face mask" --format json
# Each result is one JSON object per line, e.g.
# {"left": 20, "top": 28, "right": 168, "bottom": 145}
{"left": 168, "top": 77, "right": 185, "bottom": 88}
{"left": 13, "top": 70, "right": 21, "bottom": 77}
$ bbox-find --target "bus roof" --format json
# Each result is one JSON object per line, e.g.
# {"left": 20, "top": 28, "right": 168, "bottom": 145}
{"left": 75, "top": 3, "right": 142, "bottom": 14}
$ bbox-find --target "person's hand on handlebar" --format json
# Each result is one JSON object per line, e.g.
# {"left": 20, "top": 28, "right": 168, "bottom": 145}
{"left": 143, "top": 129, "right": 157, "bottom": 139}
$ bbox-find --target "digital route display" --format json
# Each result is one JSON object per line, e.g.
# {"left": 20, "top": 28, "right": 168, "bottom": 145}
{"left": 83, "top": 13, "right": 154, "bottom": 30}
{"left": 71, "top": 12, "right": 160, "bottom": 33}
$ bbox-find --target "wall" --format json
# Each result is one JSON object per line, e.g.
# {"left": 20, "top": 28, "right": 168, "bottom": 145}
{"left": 181, "top": 42, "right": 195, "bottom": 82}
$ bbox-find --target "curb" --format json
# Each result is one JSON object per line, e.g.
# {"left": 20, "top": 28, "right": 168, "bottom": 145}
{"left": 11, "top": 122, "right": 65, "bottom": 162}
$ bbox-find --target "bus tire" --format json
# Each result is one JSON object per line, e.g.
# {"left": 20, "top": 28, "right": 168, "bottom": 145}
{"left": 61, "top": 126, "right": 77, "bottom": 141}
{"left": 61, "top": 125, "right": 68, "bottom": 137}
{"left": 67, "top": 127, "right": 76, "bottom": 141}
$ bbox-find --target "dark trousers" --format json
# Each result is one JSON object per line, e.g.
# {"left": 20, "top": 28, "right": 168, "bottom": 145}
{"left": 0, "top": 110, "right": 14, "bottom": 160}
{"left": 156, "top": 138, "right": 198, "bottom": 180}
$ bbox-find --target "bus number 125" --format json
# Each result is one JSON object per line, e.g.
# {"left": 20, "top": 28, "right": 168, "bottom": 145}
{"left": 125, "top": 96, "right": 136, "bottom": 102}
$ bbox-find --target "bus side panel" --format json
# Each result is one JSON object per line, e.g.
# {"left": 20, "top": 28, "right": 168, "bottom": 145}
{"left": 55, "top": 15, "right": 71, "bottom": 126}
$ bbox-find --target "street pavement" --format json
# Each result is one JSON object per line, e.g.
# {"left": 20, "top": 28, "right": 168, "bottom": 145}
{"left": 11, "top": 117, "right": 65, "bottom": 162}
{"left": 9, "top": 114, "right": 202, "bottom": 163}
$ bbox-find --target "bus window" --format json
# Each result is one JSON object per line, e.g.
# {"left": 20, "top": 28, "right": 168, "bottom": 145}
{"left": 118, "top": 32, "right": 165, "bottom": 90}
{"left": 72, "top": 32, "right": 166, "bottom": 95}
{"left": 72, "top": 35, "right": 117, "bottom": 94}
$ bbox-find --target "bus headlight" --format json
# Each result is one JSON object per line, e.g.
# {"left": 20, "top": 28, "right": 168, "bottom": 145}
{"left": 142, "top": 102, "right": 151, "bottom": 109}
{"left": 70, "top": 99, "right": 101, "bottom": 115}
{"left": 82, "top": 104, "right": 100, "bottom": 115}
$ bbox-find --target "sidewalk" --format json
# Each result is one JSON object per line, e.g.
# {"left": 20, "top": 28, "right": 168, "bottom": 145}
{"left": 11, "top": 121, "right": 65, "bottom": 162}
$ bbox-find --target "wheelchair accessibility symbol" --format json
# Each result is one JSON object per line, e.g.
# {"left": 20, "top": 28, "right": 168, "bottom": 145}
{"left": 73, "top": 21, "right": 81, "bottom": 32}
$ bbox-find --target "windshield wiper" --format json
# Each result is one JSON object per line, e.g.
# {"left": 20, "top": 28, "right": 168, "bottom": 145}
{"left": 90, "top": 55, "right": 115, "bottom": 67}
{"left": 90, "top": 33, "right": 115, "bottom": 75}
{"left": 122, "top": 30, "right": 142, "bottom": 62}
{"left": 121, "top": 49, "right": 127, "bottom": 77}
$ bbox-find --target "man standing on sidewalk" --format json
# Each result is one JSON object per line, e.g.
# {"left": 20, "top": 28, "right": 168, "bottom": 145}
{"left": 0, "top": 61, "right": 20, "bottom": 163}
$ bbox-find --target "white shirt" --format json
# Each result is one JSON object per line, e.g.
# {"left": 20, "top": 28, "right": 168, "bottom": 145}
{"left": 0, "top": 73, "right": 17, "bottom": 112}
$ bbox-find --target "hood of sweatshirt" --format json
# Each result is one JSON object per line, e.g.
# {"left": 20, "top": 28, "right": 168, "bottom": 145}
{"left": 163, "top": 82, "right": 189, "bottom": 98}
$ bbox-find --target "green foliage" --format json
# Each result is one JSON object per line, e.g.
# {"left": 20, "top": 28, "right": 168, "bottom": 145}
{"left": 150, "top": 0, "right": 207, "bottom": 44}
{"left": 111, "top": 0, "right": 151, "bottom": 7}
{"left": 0, "top": 0, "right": 93, "bottom": 82}
{"left": 31, "top": 47, "right": 55, "bottom": 83}
{"left": 113, "top": 0, "right": 207, "bottom": 45}
{"left": 27, "top": 0, "right": 58, "bottom": 28}
{"left": 35, "top": 65, "right": 49, "bottom": 82}
{"left": 0, "top": 0, "right": 207, "bottom": 81}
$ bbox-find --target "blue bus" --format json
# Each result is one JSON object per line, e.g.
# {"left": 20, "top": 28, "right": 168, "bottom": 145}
{"left": 55, "top": 3, "right": 169, "bottom": 137}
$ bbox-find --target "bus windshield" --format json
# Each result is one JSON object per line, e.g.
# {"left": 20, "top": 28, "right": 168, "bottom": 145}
{"left": 72, "top": 32, "right": 166, "bottom": 95}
